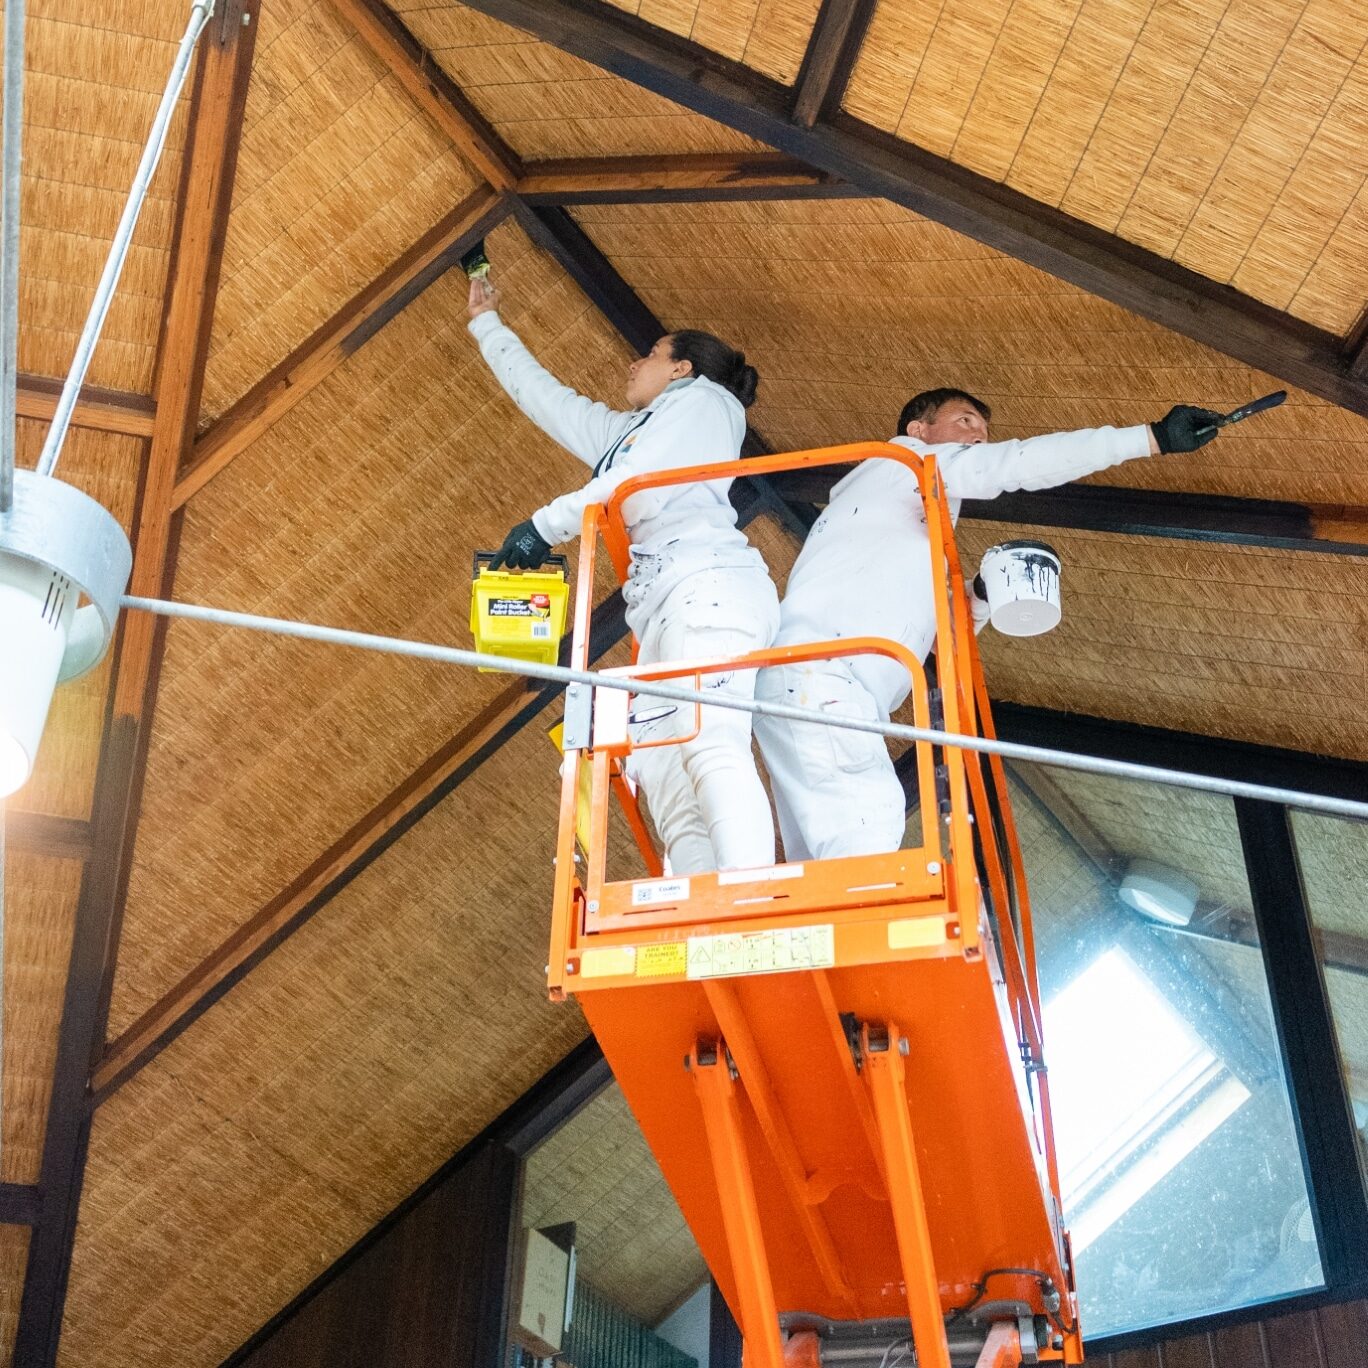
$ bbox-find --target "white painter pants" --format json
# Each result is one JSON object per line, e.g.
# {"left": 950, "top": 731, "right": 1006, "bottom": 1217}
{"left": 628, "top": 566, "right": 779, "bottom": 874}
{"left": 753, "top": 659, "right": 905, "bottom": 862}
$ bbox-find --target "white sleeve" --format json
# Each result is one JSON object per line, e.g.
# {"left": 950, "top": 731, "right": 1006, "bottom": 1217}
{"left": 928, "top": 425, "right": 1154, "bottom": 501}
{"left": 531, "top": 384, "right": 742, "bottom": 544}
{"left": 469, "top": 311, "right": 633, "bottom": 468}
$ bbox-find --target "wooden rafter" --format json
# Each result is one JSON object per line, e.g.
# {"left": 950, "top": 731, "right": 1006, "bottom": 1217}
{"left": 87, "top": 588, "right": 621, "bottom": 1104}
{"left": 328, "top": 0, "right": 522, "bottom": 189}
{"left": 173, "top": 185, "right": 510, "bottom": 509}
{"left": 0, "top": 1182, "right": 42, "bottom": 1225}
{"left": 3, "top": 810, "right": 94, "bottom": 861}
{"left": 517, "top": 152, "right": 851, "bottom": 204}
{"left": 459, "top": 0, "right": 1368, "bottom": 420}
{"left": 15, "top": 373, "right": 155, "bottom": 438}
{"left": 774, "top": 465, "right": 1368, "bottom": 557}
{"left": 791, "top": 0, "right": 877, "bottom": 129}
{"left": 14, "top": 5, "right": 259, "bottom": 1361}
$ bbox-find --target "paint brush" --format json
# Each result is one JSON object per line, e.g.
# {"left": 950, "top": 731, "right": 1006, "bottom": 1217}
{"left": 1194, "top": 390, "right": 1286, "bottom": 439}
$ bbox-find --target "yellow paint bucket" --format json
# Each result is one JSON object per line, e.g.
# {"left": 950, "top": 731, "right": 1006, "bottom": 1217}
{"left": 470, "top": 552, "right": 569, "bottom": 670}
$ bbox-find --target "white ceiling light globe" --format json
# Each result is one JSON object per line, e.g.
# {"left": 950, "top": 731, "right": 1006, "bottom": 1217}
{"left": 1117, "top": 858, "right": 1200, "bottom": 927}
{"left": 0, "top": 471, "right": 132, "bottom": 797}
{"left": 0, "top": 556, "right": 79, "bottom": 797}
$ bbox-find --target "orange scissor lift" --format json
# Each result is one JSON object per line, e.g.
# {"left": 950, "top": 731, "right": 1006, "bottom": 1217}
{"left": 546, "top": 445, "right": 1084, "bottom": 1368}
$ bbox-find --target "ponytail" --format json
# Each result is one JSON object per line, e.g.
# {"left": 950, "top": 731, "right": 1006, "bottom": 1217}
{"left": 669, "top": 330, "right": 759, "bottom": 408}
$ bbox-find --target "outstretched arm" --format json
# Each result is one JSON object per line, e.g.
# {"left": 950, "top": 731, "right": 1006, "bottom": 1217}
{"left": 468, "top": 280, "right": 632, "bottom": 468}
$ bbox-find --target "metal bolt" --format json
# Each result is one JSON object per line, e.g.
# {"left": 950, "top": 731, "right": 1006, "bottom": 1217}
{"left": 927, "top": 860, "right": 941, "bottom": 875}
{"left": 898, "top": 1037, "right": 909, "bottom": 1056}
{"left": 543, "top": 965, "right": 550, "bottom": 975}
{"left": 566, "top": 962, "right": 577, "bottom": 974}
{"left": 587, "top": 899, "right": 599, "bottom": 912}
{"left": 683, "top": 1055, "right": 692, "bottom": 1071}
{"left": 568, "top": 685, "right": 580, "bottom": 695}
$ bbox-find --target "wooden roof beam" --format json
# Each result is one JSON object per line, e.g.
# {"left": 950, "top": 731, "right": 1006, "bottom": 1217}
{"left": 15, "top": 374, "right": 155, "bottom": 438}
{"left": 461, "top": 0, "right": 1368, "bottom": 421}
{"left": 791, "top": 0, "right": 877, "bottom": 129}
{"left": 4, "top": 811, "right": 94, "bottom": 861}
{"left": 517, "top": 152, "right": 852, "bottom": 204}
{"left": 770, "top": 469, "right": 1368, "bottom": 559}
{"left": 87, "top": 606, "right": 626, "bottom": 1105}
{"left": 328, "top": 0, "right": 521, "bottom": 189}
{"left": 173, "top": 185, "right": 509, "bottom": 509}
{"left": 0, "top": 1182, "right": 42, "bottom": 1225}
{"left": 15, "top": 5, "right": 259, "bottom": 1361}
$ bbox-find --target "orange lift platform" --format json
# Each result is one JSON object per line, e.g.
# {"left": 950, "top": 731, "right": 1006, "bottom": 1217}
{"left": 546, "top": 444, "right": 1083, "bottom": 1368}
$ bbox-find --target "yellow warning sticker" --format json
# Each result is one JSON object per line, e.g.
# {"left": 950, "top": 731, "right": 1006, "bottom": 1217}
{"left": 888, "top": 916, "right": 948, "bottom": 949}
{"left": 636, "top": 942, "right": 687, "bottom": 978}
{"left": 581, "top": 945, "right": 637, "bottom": 979}
{"left": 686, "top": 925, "right": 835, "bottom": 981}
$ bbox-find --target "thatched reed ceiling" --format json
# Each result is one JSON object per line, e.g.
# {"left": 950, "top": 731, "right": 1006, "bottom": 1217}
{"left": 4, "top": 1, "right": 1366, "bottom": 1365}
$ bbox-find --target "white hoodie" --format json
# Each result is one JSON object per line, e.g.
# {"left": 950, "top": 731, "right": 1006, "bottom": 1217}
{"left": 775, "top": 425, "right": 1155, "bottom": 716}
{"left": 469, "top": 311, "right": 766, "bottom": 633}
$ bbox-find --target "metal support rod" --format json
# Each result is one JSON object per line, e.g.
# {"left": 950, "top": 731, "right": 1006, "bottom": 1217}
{"left": 34, "top": 0, "right": 216, "bottom": 481}
{"left": 0, "top": 0, "right": 24, "bottom": 512}
{"left": 0, "top": 803, "right": 6, "bottom": 1171}
{"left": 119, "top": 593, "right": 1368, "bottom": 823}
{"left": 691, "top": 1042, "right": 786, "bottom": 1368}
{"left": 861, "top": 1023, "right": 952, "bottom": 1368}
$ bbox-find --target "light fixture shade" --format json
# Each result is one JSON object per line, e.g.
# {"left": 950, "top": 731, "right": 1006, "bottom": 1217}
{"left": 0, "top": 470, "right": 131, "bottom": 796}
{"left": 1117, "top": 858, "right": 1200, "bottom": 927}
{"left": 0, "top": 556, "right": 79, "bottom": 795}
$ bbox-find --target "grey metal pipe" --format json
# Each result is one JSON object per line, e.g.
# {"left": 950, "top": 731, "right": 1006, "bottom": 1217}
{"left": 34, "top": 0, "right": 216, "bottom": 481}
{"left": 120, "top": 594, "right": 1368, "bottom": 823}
{"left": 0, "top": 0, "right": 24, "bottom": 513}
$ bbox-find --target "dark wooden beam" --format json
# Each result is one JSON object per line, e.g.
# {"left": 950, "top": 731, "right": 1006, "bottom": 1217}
{"left": 1347, "top": 309, "right": 1368, "bottom": 383}
{"left": 15, "top": 6, "right": 259, "bottom": 1361}
{"left": 462, "top": 0, "right": 1368, "bottom": 419}
{"left": 328, "top": 0, "right": 521, "bottom": 188}
{"left": 771, "top": 466, "right": 1368, "bottom": 557}
{"left": 0, "top": 1182, "right": 42, "bottom": 1225}
{"left": 173, "top": 185, "right": 509, "bottom": 508}
{"left": 992, "top": 701, "right": 1368, "bottom": 806}
{"left": 512, "top": 202, "right": 808, "bottom": 533}
{"left": 791, "top": 0, "right": 877, "bottom": 128}
{"left": 15, "top": 373, "right": 156, "bottom": 438}
{"left": 3, "top": 811, "right": 94, "bottom": 861}
{"left": 517, "top": 152, "right": 852, "bottom": 204}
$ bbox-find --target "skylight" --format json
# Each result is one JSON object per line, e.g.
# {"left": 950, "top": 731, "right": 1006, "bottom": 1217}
{"left": 1044, "top": 946, "right": 1251, "bottom": 1251}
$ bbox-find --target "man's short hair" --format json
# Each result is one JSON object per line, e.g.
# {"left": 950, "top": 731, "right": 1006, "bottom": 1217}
{"left": 897, "top": 388, "right": 992, "bottom": 435}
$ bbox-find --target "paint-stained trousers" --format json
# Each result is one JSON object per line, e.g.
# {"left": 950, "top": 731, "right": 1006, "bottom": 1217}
{"left": 627, "top": 566, "right": 780, "bottom": 874}
{"left": 752, "top": 658, "right": 906, "bottom": 862}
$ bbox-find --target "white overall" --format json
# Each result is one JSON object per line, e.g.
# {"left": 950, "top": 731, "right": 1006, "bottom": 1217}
{"left": 470, "top": 312, "right": 779, "bottom": 872}
{"left": 754, "top": 425, "right": 1155, "bottom": 861}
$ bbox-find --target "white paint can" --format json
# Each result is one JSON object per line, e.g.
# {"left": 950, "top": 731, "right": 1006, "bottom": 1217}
{"left": 978, "top": 540, "right": 1062, "bottom": 637}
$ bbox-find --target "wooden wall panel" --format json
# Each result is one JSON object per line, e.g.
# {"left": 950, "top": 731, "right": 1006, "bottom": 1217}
{"left": 230, "top": 1143, "right": 515, "bottom": 1368}
{"left": 0, "top": 1225, "right": 30, "bottom": 1368}
{"left": 845, "top": 1, "right": 1368, "bottom": 336}
{"left": 201, "top": 0, "right": 479, "bottom": 418}
{"left": 602, "top": 0, "right": 822, "bottom": 83}
{"left": 61, "top": 720, "right": 590, "bottom": 1368}
{"left": 0, "top": 854, "right": 82, "bottom": 1188}
{"left": 572, "top": 198, "right": 1368, "bottom": 508}
{"left": 109, "top": 218, "right": 631, "bottom": 1036}
{"left": 19, "top": 1, "right": 189, "bottom": 391}
{"left": 390, "top": 1, "right": 765, "bottom": 159}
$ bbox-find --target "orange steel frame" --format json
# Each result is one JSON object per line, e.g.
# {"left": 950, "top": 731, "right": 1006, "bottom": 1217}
{"left": 544, "top": 444, "right": 1082, "bottom": 1368}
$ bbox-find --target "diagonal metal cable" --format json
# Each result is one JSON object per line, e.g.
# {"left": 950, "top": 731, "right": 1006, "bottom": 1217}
{"left": 121, "top": 593, "right": 1368, "bottom": 824}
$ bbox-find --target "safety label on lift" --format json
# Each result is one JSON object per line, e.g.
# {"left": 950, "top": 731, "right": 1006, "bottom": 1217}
{"left": 635, "top": 942, "right": 687, "bottom": 977}
{"left": 685, "top": 925, "right": 835, "bottom": 980}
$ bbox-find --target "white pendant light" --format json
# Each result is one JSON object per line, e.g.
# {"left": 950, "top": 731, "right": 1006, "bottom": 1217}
{"left": 1117, "top": 857, "right": 1199, "bottom": 927}
{"left": 0, "top": 469, "right": 131, "bottom": 796}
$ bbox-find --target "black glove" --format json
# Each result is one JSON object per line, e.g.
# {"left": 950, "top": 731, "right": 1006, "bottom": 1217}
{"left": 490, "top": 518, "right": 552, "bottom": 570}
{"left": 1151, "top": 405, "right": 1224, "bottom": 454}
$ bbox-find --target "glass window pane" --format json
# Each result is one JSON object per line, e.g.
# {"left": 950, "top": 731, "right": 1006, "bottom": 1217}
{"left": 1288, "top": 809, "right": 1368, "bottom": 1195}
{"left": 514, "top": 1080, "right": 709, "bottom": 1368}
{"left": 1011, "top": 765, "right": 1323, "bottom": 1339}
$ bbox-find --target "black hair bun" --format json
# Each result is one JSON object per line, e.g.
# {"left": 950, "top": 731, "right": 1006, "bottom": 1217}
{"left": 731, "top": 356, "right": 759, "bottom": 408}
